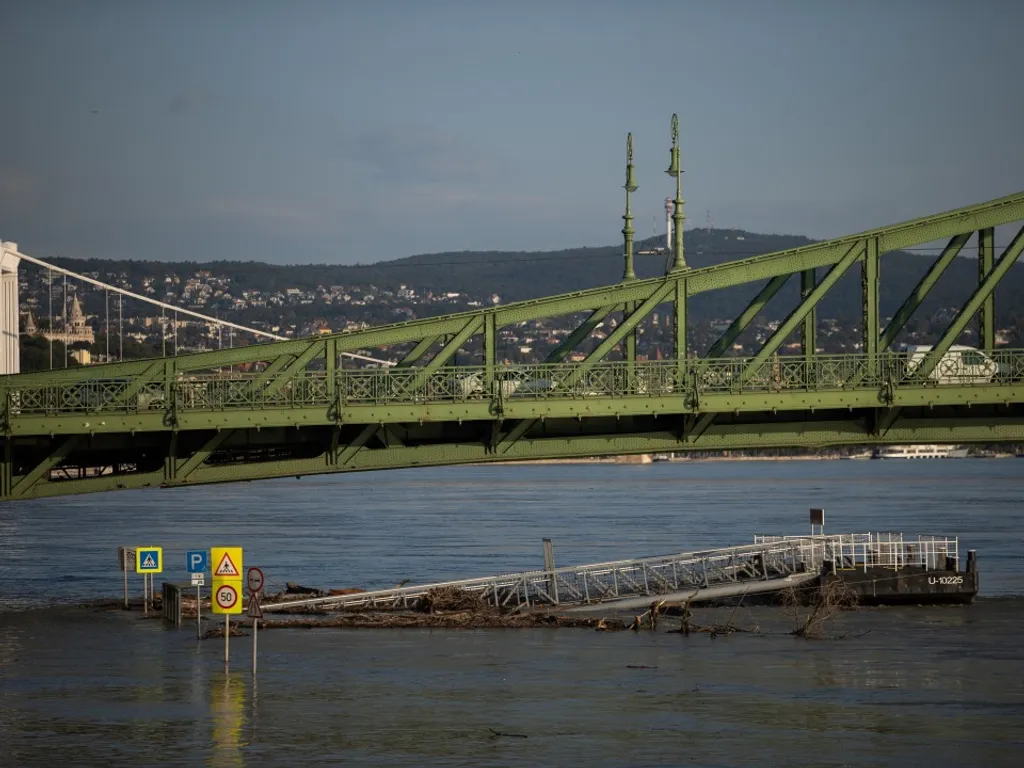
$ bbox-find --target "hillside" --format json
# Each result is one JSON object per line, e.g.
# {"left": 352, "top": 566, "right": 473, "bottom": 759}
{"left": 48, "top": 227, "right": 1024, "bottom": 327}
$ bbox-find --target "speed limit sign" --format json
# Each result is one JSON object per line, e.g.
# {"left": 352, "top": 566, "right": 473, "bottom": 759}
{"left": 211, "top": 579, "right": 242, "bottom": 614}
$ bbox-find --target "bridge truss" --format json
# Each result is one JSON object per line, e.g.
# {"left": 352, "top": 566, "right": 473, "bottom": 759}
{"left": 2, "top": 116, "right": 1024, "bottom": 501}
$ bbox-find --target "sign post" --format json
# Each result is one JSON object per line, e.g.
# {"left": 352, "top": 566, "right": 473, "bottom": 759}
{"left": 247, "top": 567, "right": 265, "bottom": 676}
{"left": 810, "top": 508, "right": 825, "bottom": 536}
{"left": 135, "top": 546, "right": 163, "bottom": 615}
{"left": 118, "top": 547, "right": 136, "bottom": 609}
{"left": 186, "top": 550, "right": 209, "bottom": 640}
{"left": 211, "top": 547, "right": 244, "bottom": 668}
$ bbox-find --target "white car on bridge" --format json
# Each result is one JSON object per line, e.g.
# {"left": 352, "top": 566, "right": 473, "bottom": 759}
{"left": 902, "top": 344, "right": 998, "bottom": 384}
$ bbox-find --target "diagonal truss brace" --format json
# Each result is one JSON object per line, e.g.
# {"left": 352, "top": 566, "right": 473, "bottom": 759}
{"left": 545, "top": 305, "right": 618, "bottom": 363}
{"left": 260, "top": 340, "right": 327, "bottom": 398}
{"left": 705, "top": 274, "right": 790, "bottom": 358}
{"left": 740, "top": 241, "right": 865, "bottom": 383}
{"left": 913, "top": 225, "right": 1024, "bottom": 381}
{"left": 109, "top": 360, "right": 166, "bottom": 408}
{"left": 412, "top": 317, "right": 483, "bottom": 387}
{"left": 171, "top": 430, "right": 235, "bottom": 483}
{"left": 879, "top": 233, "right": 970, "bottom": 351}
{"left": 398, "top": 335, "right": 442, "bottom": 367}
{"left": 9, "top": 435, "right": 82, "bottom": 497}
{"left": 496, "top": 305, "right": 620, "bottom": 455}
{"left": 562, "top": 282, "right": 675, "bottom": 386}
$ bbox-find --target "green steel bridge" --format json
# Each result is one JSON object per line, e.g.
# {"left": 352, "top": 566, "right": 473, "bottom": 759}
{"left": 2, "top": 117, "right": 1024, "bottom": 502}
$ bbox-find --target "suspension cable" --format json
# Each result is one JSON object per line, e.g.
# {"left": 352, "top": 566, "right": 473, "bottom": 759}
{"left": 62, "top": 272, "right": 68, "bottom": 369}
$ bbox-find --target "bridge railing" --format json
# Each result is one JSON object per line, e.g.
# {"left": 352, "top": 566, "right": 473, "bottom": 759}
{"left": 263, "top": 537, "right": 840, "bottom": 613}
{"left": 754, "top": 533, "right": 960, "bottom": 572}
{"left": 3, "top": 349, "right": 1023, "bottom": 417}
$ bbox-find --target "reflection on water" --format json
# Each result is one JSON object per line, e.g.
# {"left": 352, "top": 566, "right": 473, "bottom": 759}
{"left": 210, "top": 672, "right": 246, "bottom": 768}
{"left": 0, "top": 603, "right": 1021, "bottom": 766}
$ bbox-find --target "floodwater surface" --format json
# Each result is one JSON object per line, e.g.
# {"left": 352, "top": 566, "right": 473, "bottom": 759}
{"left": 1, "top": 460, "right": 1022, "bottom": 766}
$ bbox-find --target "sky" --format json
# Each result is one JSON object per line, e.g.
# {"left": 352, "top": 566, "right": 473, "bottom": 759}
{"left": 1, "top": 0, "right": 1022, "bottom": 265}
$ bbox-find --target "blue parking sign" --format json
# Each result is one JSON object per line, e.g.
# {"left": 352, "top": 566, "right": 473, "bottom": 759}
{"left": 186, "top": 550, "right": 208, "bottom": 574}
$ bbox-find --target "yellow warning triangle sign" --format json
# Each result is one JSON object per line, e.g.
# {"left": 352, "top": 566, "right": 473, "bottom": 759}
{"left": 214, "top": 551, "right": 240, "bottom": 577}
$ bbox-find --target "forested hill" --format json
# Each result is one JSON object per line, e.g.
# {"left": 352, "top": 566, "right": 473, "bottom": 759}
{"left": 50, "top": 227, "right": 1024, "bottom": 324}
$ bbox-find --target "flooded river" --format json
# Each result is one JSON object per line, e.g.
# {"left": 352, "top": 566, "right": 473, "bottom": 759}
{"left": 1, "top": 460, "right": 1022, "bottom": 765}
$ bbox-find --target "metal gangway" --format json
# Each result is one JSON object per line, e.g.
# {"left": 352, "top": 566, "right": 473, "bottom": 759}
{"left": 262, "top": 537, "right": 839, "bottom": 616}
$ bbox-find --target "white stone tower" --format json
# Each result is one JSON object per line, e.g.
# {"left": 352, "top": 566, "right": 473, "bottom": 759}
{"left": 1, "top": 242, "right": 19, "bottom": 375}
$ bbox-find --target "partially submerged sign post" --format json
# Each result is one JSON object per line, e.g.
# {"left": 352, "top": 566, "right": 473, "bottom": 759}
{"left": 117, "top": 547, "right": 136, "bottom": 609}
{"left": 135, "top": 546, "right": 163, "bottom": 615}
{"left": 247, "top": 567, "right": 265, "bottom": 676}
{"left": 186, "top": 550, "right": 208, "bottom": 640}
{"left": 211, "top": 547, "right": 244, "bottom": 667}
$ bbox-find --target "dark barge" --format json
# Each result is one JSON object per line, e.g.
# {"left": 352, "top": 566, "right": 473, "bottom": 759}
{"left": 745, "top": 532, "right": 979, "bottom": 607}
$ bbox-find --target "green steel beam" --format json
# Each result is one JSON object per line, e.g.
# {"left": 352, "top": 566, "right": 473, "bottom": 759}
{"left": 705, "top": 275, "right": 790, "bottom": 359}
{"left": 8, "top": 414, "right": 1024, "bottom": 502}
{"left": 872, "top": 407, "right": 902, "bottom": 437}
{"left": 879, "top": 233, "right": 970, "bottom": 351}
{"left": 248, "top": 352, "right": 299, "bottom": 392}
{"left": 684, "top": 413, "right": 715, "bottom": 444}
{"left": 262, "top": 340, "right": 326, "bottom": 398}
{"left": 110, "top": 360, "right": 166, "bottom": 408}
{"left": 978, "top": 228, "right": 995, "bottom": 353}
{"left": 740, "top": 242, "right": 864, "bottom": 382}
{"left": 0, "top": 439, "right": 10, "bottom": 499}
{"left": 624, "top": 301, "right": 637, "bottom": 374}
{"left": 338, "top": 423, "right": 381, "bottom": 467}
{"left": 170, "top": 430, "right": 234, "bottom": 483}
{"left": 564, "top": 281, "right": 676, "bottom": 384}
{"left": 801, "top": 269, "right": 816, "bottom": 365}
{"left": 326, "top": 338, "right": 337, "bottom": 397}
{"left": 674, "top": 279, "right": 687, "bottom": 381}
{"left": 546, "top": 306, "right": 617, "bottom": 364}
{"left": 680, "top": 191, "right": 1024, "bottom": 298}
{"left": 915, "top": 225, "right": 1024, "bottom": 380}
{"left": 398, "top": 335, "right": 441, "bottom": 367}
{"left": 863, "top": 237, "right": 880, "bottom": 376}
{"left": 498, "top": 418, "right": 536, "bottom": 455}
{"left": 483, "top": 316, "right": 496, "bottom": 389}
{"left": 412, "top": 317, "right": 483, "bottom": 386}
{"left": 8, "top": 435, "right": 82, "bottom": 498}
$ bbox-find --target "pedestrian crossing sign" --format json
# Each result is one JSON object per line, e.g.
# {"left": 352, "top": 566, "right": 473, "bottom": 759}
{"left": 136, "top": 547, "right": 163, "bottom": 573}
{"left": 211, "top": 547, "right": 243, "bottom": 578}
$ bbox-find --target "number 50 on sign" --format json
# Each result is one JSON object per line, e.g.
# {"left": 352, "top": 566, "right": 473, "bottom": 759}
{"left": 211, "top": 578, "right": 243, "bottom": 615}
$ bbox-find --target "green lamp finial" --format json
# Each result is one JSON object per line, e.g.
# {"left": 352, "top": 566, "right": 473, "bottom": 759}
{"left": 622, "top": 132, "right": 638, "bottom": 281}
{"left": 666, "top": 114, "right": 687, "bottom": 272}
